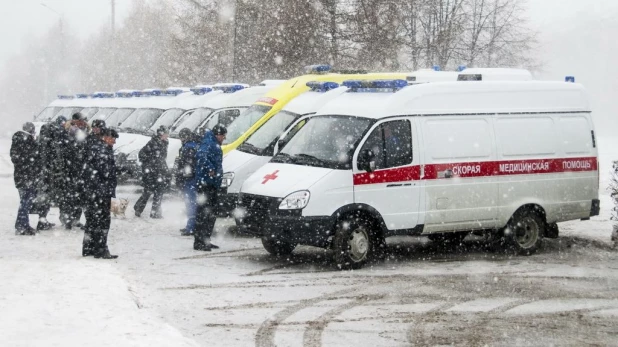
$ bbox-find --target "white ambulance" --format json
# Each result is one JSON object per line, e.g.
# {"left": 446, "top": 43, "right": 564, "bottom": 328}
{"left": 221, "top": 71, "right": 460, "bottom": 216}
{"left": 237, "top": 78, "right": 599, "bottom": 269}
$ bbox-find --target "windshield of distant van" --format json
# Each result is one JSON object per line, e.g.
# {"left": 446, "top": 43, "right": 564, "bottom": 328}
{"left": 106, "top": 108, "right": 135, "bottom": 128}
{"left": 80, "top": 107, "right": 99, "bottom": 120}
{"left": 35, "top": 106, "right": 62, "bottom": 121}
{"left": 223, "top": 104, "right": 271, "bottom": 145}
{"left": 150, "top": 108, "right": 185, "bottom": 133}
{"left": 170, "top": 107, "right": 214, "bottom": 136}
{"left": 119, "top": 108, "right": 164, "bottom": 133}
{"left": 241, "top": 110, "right": 299, "bottom": 155}
{"left": 52, "top": 107, "right": 84, "bottom": 121}
{"left": 89, "top": 108, "right": 117, "bottom": 124}
{"left": 273, "top": 115, "right": 373, "bottom": 169}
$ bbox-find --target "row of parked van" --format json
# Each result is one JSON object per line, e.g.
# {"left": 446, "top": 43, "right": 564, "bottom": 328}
{"left": 36, "top": 66, "right": 598, "bottom": 269}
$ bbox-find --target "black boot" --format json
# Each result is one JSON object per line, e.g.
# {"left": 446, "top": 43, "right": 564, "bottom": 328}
{"left": 82, "top": 243, "right": 95, "bottom": 257}
{"left": 15, "top": 226, "right": 36, "bottom": 236}
{"left": 193, "top": 242, "right": 211, "bottom": 251}
{"left": 37, "top": 221, "right": 55, "bottom": 231}
{"left": 94, "top": 249, "right": 118, "bottom": 259}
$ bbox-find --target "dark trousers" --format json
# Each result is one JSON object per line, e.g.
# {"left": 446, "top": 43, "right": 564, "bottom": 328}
{"left": 15, "top": 188, "right": 36, "bottom": 230}
{"left": 83, "top": 195, "right": 112, "bottom": 255}
{"left": 183, "top": 182, "right": 197, "bottom": 232}
{"left": 59, "top": 188, "right": 82, "bottom": 227}
{"left": 194, "top": 184, "right": 218, "bottom": 246}
{"left": 134, "top": 186, "right": 164, "bottom": 217}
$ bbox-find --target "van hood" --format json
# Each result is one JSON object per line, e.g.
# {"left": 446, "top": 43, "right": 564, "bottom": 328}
{"left": 223, "top": 149, "right": 260, "bottom": 173}
{"left": 115, "top": 133, "right": 149, "bottom": 155}
{"left": 241, "top": 163, "right": 332, "bottom": 198}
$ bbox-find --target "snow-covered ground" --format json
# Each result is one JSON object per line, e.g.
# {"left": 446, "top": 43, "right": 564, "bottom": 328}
{"left": 0, "top": 137, "right": 617, "bottom": 346}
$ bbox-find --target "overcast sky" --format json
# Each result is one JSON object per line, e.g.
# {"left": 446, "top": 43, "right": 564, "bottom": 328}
{"left": 0, "top": 0, "right": 616, "bottom": 132}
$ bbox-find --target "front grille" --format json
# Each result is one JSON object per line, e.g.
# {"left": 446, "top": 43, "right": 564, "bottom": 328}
{"left": 237, "top": 194, "right": 280, "bottom": 232}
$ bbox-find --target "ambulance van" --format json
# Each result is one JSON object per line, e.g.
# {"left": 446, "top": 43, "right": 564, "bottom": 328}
{"left": 220, "top": 65, "right": 408, "bottom": 155}
{"left": 221, "top": 71, "right": 460, "bottom": 215}
{"left": 237, "top": 78, "right": 599, "bottom": 269}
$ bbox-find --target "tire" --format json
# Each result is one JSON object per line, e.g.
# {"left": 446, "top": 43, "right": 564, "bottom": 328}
{"left": 332, "top": 217, "right": 376, "bottom": 270}
{"left": 427, "top": 232, "right": 468, "bottom": 247}
{"left": 261, "top": 236, "right": 296, "bottom": 256}
{"left": 500, "top": 209, "right": 545, "bottom": 255}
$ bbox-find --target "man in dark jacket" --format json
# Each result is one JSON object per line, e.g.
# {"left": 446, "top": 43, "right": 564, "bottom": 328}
{"left": 39, "top": 116, "right": 68, "bottom": 217}
{"left": 176, "top": 128, "right": 199, "bottom": 236}
{"left": 193, "top": 124, "right": 227, "bottom": 251}
{"left": 11, "top": 122, "right": 44, "bottom": 235}
{"left": 60, "top": 112, "right": 89, "bottom": 229}
{"left": 86, "top": 119, "right": 106, "bottom": 148}
{"left": 82, "top": 128, "right": 119, "bottom": 259}
{"left": 134, "top": 125, "right": 169, "bottom": 218}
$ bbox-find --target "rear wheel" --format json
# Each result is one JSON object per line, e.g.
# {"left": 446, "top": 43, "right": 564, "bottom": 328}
{"left": 499, "top": 209, "right": 545, "bottom": 255}
{"left": 333, "top": 217, "right": 376, "bottom": 270}
{"left": 261, "top": 236, "right": 296, "bottom": 256}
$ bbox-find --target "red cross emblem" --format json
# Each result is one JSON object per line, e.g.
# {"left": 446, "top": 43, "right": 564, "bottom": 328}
{"left": 262, "top": 170, "right": 279, "bottom": 184}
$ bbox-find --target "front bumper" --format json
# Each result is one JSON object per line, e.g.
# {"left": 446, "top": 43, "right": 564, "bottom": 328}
{"left": 235, "top": 193, "right": 334, "bottom": 247}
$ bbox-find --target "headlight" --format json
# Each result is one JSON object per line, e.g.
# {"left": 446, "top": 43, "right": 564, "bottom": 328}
{"left": 127, "top": 151, "right": 138, "bottom": 162}
{"left": 278, "top": 190, "right": 310, "bottom": 210}
{"left": 221, "top": 172, "right": 235, "bottom": 188}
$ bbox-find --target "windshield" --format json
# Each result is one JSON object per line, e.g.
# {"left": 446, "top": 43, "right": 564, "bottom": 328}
{"left": 80, "top": 107, "right": 100, "bottom": 120}
{"left": 273, "top": 115, "right": 373, "bottom": 169}
{"left": 105, "top": 108, "right": 135, "bottom": 128}
{"left": 170, "top": 107, "right": 214, "bottom": 136}
{"left": 223, "top": 104, "right": 271, "bottom": 145}
{"left": 202, "top": 107, "right": 247, "bottom": 130}
{"left": 89, "top": 108, "right": 117, "bottom": 124}
{"left": 52, "top": 107, "right": 84, "bottom": 121}
{"left": 35, "top": 106, "right": 62, "bottom": 122}
{"left": 119, "top": 108, "right": 164, "bottom": 133}
{"left": 241, "top": 110, "right": 300, "bottom": 155}
{"left": 150, "top": 108, "right": 185, "bottom": 133}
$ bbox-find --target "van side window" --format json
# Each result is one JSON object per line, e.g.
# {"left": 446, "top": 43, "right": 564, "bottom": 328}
{"left": 360, "top": 120, "right": 413, "bottom": 170}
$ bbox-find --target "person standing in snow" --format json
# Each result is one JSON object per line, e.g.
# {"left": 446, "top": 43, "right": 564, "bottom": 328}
{"left": 193, "top": 124, "right": 226, "bottom": 251}
{"left": 134, "top": 125, "right": 170, "bottom": 219}
{"left": 39, "top": 116, "right": 68, "bottom": 216}
{"left": 59, "top": 112, "right": 90, "bottom": 229}
{"left": 82, "top": 128, "right": 119, "bottom": 259}
{"left": 175, "top": 128, "right": 199, "bottom": 236}
{"left": 86, "top": 119, "right": 106, "bottom": 148}
{"left": 11, "top": 122, "right": 51, "bottom": 235}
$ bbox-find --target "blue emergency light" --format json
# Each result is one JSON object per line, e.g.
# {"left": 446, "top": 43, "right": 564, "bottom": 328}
{"left": 57, "top": 95, "right": 74, "bottom": 99}
{"left": 565, "top": 76, "right": 575, "bottom": 83}
{"left": 75, "top": 93, "right": 89, "bottom": 99}
{"left": 115, "top": 90, "right": 133, "bottom": 98}
{"left": 164, "top": 89, "right": 186, "bottom": 96}
{"left": 142, "top": 89, "right": 163, "bottom": 96}
{"left": 305, "top": 64, "right": 331, "bottom": 74}
{"left": 190, "top": 86, "right": 213, "bottom": 95}
{"left": 306, "top": 81, "right": 339, "bottom": 92}
{"left": 433, "top": 65, "right": 441, "bottom": 71}
{"left": 91, "top": 92, "right": 114, "bottom": 98}
{"left": 212, "top": 84, "right": 246, "bottom": 93}
{"left": 458, "top": 65, "right": 467, "bottom": 72}
{"left": 343, "top": 79, "right": 407, "bottom": 93}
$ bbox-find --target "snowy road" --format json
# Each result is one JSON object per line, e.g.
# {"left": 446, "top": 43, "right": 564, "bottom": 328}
{"left": 1, "top": 137, "right": 617, "bottom": 346}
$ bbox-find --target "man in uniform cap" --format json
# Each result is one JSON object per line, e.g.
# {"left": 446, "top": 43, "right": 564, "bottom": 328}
{"left": 134, "top": 125, "right": 170, "bottom": 218}
{"left": 82, "top": 127, "right": 119, "bottom": 259}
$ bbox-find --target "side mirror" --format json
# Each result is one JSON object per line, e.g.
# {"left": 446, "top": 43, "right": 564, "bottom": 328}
{"left": 358, "top": 149, "right": 376, "bottom": 172}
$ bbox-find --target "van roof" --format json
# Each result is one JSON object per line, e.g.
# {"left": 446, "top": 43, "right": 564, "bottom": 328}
{"left": 314, "top": 81, "right": 590, "bottom": 119}
{"left": 282, "top": 86, "right": 350, "bottom": 115}
{"left": 203, "top": 85, "right": 282, "bottom": 110}
{"left": 458, "top": 68, "right": 533, "bottom": 81}
{"left": 407, "top": 69, "right": 459, "bottom": 83}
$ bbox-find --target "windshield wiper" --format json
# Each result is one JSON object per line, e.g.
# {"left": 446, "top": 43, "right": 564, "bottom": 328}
{"left": 272, "top": 152, "right": 293, "bottom": 163}
{"left": 239, "top": 142, "right": 262, "bottom": 155}
{"left": 293, "top": 153, "right": 331, "bottom": 167}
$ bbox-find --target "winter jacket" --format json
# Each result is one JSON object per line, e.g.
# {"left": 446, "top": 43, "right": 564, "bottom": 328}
{"left": 195, "top": 130, "right": 223, "bottom": 188}
{"left": 139, "top": 136, "right": 169, "bottom": 189}
{"left": 175, "top": 140, "right": 198, "bottom": 187}
{"left": 10, "top": 131, "right": 40, "bottom": 189}
{"left": 83, "top": 137, "right": 117, "bottom": 199}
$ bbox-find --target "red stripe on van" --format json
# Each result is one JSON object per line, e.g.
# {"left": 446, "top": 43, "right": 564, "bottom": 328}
{"left": 353, "top": 157, "right": 597, "bottom": 185}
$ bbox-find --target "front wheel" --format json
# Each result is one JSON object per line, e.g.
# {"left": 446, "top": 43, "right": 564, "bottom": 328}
{"left": 261, "top": 236, "right": 296, "bottom": 256}
{"left": 332, "top": 217, "right": 376, "bottom": 270}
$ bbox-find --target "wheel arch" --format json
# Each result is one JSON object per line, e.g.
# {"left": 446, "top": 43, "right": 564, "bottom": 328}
{"left": 331, "top": 203, "right": 388, "bottom": 237}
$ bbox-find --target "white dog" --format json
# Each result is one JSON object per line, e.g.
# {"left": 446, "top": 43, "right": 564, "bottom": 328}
{"left": 111, "top": 198, "right": 129, "bottom": 218}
